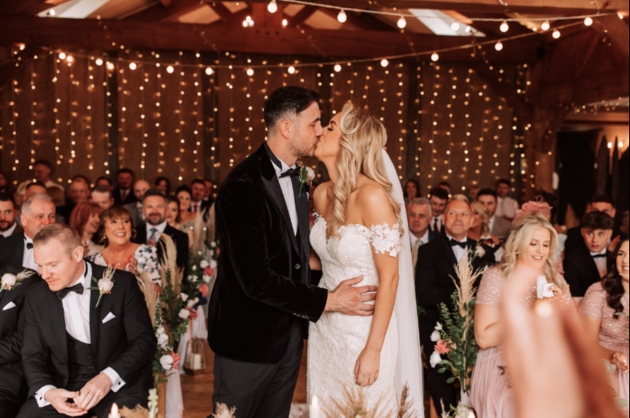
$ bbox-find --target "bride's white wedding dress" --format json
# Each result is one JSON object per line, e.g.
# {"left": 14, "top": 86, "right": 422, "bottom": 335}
{"left": 308, "top": 218, "right": 400, "bottom": 413}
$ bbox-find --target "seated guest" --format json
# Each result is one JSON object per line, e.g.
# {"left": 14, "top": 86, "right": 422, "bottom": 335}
{"left": 24, "top": 182, "right": 47, "bottom": 200}
{"left": 404, "top": 179, "right": 420, "bottom": 206}
{"left": 18, "top": 224, "right": 155, "bottom": 417}
{"left": 469, "top": 201, "right": 502, "bottom": 263}
{"left": 89, "top": 186, "right": 114, "bottom": 211}
{"left": 87, "top": 206, "right": 160, "bottom": 283}
{"left": 0, "top": 171, "right": 9, "bottom": 194}
{"left": 123, "top": 180, "right": 150, "bottom": 227}
{"left": 69, "top": 202, "right": 104, "bottom": 257}
{"left": 470, "top": 213, "right": 569, "bottom": 417}
{"left": 0, "top": 262, "right": 41, "bottom": 418}
{"left": 203, "top": 178, "right": 215, "bottom": 203}
{"left": 428, "top": 187, "right": 449, "bottom": 234}
{"left": 407, "top": 197, "right": 435, "bottom": 268}
{"left": 113, "top": 169, "right": 136, "bottom": 206}
{"left": 0, "top": 193, "right": 22, "bottom": 238}
{"left": 57, "top": 176, "right": 90, "bottom": 224}
{"left": 565, "top": 195, "right": 627, "bottom": 251}
{"left": 46, "top": 187, "right": 65, "bottom": 208}
{"left": 437, "top": 181, "right": 451, "bottom": 195}
{"left": 564, "top": 211, "right": 614, "bottom": 297}
{"left": 165, "top": 196, "right": 181, "bottom": 230}
{"left": 190, "top": 179, "right": 208, "bottom": 214}
{"left": 175, "top": 185, "right": 197, "bottom": 229}
{"left": 580, "top": 239, "right": 629, "bottom": 405}
{"left": 154, "top": 177, "right": 171, "bottom": 196}
{"left": 95, "top": 176, "right": 113, "bottom": 192}
{"left": 476, "top": 188, "right": 511, "bottom": 240}
{"left": 416, "top": 195, "right": 492, "bottom": 415}
{"left": 495, "top": 179, "right": 519, "bottom": 221}
{"left": 466, "top": 185, "right": 480, "bottom": 202}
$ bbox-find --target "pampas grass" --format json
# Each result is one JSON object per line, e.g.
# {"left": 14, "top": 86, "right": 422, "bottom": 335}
{"left": 158, "top": 233, "right": 183, "bottom": 294}
{"left": 212, "top": 403, "right": 237, "bottom": 418}
{"left": 137, "top": 270, "right": 157, "bottom": 327}
{"left": 396, "top": 385, "right": 418, "bottom": 418}
{"left": 450, "top": 253, "right": 484, "bottom": 341}
{"left": 120, "top": 405, "right": 150, "bottom": 418}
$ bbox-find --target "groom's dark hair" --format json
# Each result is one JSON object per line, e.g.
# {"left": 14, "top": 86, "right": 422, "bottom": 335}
{"left": 264, "top": 86, "right": 320, "bottom": 131}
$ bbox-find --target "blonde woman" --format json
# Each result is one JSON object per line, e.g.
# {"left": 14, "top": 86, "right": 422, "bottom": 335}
{"left": 469, "top": 200, "right": 502, "bottom": 263}
{"left": 308, "top": 102, "right": 423, "bottom": 413}
{"left": 470, "top": 213, "right": 572, "bottom": 417}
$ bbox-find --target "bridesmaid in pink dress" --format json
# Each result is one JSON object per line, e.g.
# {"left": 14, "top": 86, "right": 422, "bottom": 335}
{"left": 470, "top": 213, "right": 570, "bottom": 417}
{"left": 579, "top": 239, "right": 629, "bottom": 407}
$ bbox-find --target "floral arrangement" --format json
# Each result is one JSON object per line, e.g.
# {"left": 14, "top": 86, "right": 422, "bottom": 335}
{"left": 0, "top": 269, "right": 35, "bottom": 294}
{"left": 297, "top": 164, "right": 315, "bottom": 197}
{"left": 89, "top": 265, "right": 116, "bottom": 307}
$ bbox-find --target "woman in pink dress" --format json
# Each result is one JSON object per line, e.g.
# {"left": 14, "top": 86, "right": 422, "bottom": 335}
{"left": 470, "top": 213, "right": 571, "bottom": 417}
{"left": 580, "top": 239, "right": 629, "bottom": 406}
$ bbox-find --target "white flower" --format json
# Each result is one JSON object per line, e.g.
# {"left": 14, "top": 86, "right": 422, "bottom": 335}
{"left": 180, "top": 293, "right": 189, "bottom": 302}
{"left": 305, "top": 166, "right": 315, "bottom": 182}
{"left": 193, "top": 297, "right": 199, "bottom": 304}
{"left": 203, "top": 275, "right": 212, "bottom": 283}
{"left": 435, "top": 321, "right": 443, "bottom": 331}
{"left": 209, "top": 260, "right": 218, "bottom": 269}
{"left": 191, "top": 265, "right": 197, "bottom": 271}
{"left": 210, "top": 241, "right": 217, "bottom": 248}
{"left": 178, "top": 309, "right": 190, "bottom": 320}
{"left": 98, "top": 278, "right": 114, "bottom": 294}
{"left": 208, "top": 250, "right": 214, "bottom": 257}
{"left": 156, "top": 326, "right": 165, "bottom": 335}
{"left": 1, "top": 273, "right": 17, "bottom": 288}
{"left": 429, "top": 351, "right": 442, "bottom": 368}
{"left": 200, "top": 260, "right": 209, "bottom": 269}
{"left": 186, "top": 300, "right": 195, "bottom": 308}
{"left": 475, "top": 245, "right": 486, "bottom": 258}
{"left": 430, "top": 330, "right": 441, "bottom": 342}
{"left": 157, "top": 333, "right": 169, "bottom": 348}
{"left": 160, "top": 354, "right": 174, "bottom": 370}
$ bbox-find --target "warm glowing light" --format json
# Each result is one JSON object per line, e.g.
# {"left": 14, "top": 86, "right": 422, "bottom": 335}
{"left": 450, "top": 22, "right": 460, "bottom": 31}
{"left": 129, "top": 62, "right": 137, "bottom": 70}
{"left": 48, "top": 8, "right": 56, "bottom": 16}
{"left": 65, "top": 55, "right": 74, "bottom": 63}
{"left": 541, "top": 20, "right": 550, "bottom": 31}
{"left": 205, "top": 67, "right": 213, "bottom": 75}
{"left": 267, "top": 0, "right": 278, "bottom": 13}
{"left": 380, "top": 59, "right": 389, "bottom": 67}
{"left": 431, "top": 52, "right": 439, "bottom": 62}
{"left": 287, "top": 66, "right": 296, "bottom": 74}
{"left": 607, "top": 142, "right": 613, "bottom": 149}
{"left": 166, "top": 65, "right": 175, "bottom": 73}
{"left": 584, "top": 16, "right": 593, "bottom": 26}
{"left": 246, "top": 68, "right": 254, "bottom": 76}
{"left": 495, "top": 41, "right": 503, "bottom": 51}
{"left": 500, "top": 20, "right": 509, "bottom": 32}
{"left": 552, "top": 29, "right": 561, "bottom": 39}
{"left": 333, "top": 64, "right": 342, "bottom": 72}
{"left": 58, "top": 52, "right": 66, "bottom": 60}
{"left": 397, "top": 16, "right": 407, "bottom": 29}
{"left": 337, "top": 10, "right": 347, "bottom": 23}
{"left": 282, "top": 18, "right": 288, "bottom": 27}
{"left": 95, "top": 58, "right": 103, "bottom": 66}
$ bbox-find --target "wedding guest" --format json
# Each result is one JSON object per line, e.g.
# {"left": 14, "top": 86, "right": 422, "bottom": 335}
{"left": 564, "top": 212, "right": 614, "bottom": 297}
{"left": 404, "top": 179, "right": 420, "bottom": 206}
{"left": 69, "top": 202, "right": 103, "bottom": 257}
{"left": 0, "top": 172, "right": 9, "bottom": 194}
{"left": 467, "top": 185, "right": 480, "bottom": 201}
{"left": 469, "top": 200, "right": 502, "bottom": 263}
{"left": 46, "top": 187, "right": 65, "bottom": 208}
{"left": 18, "top": 224, "right": 155, "bottom": 417}
{"left": 165, "top": 196, "right": 181, "bottom": 230}
{"left": 95, "top": 176, "right": 113, "bottom": 191}
{"left": 175, "top": 185, "right": 196, "bottom": 227}
{"left": 470, "top": 213, "right": 570, "bottom": 417}
{"left": 24, "top": 182, "right": 47, "bottom": 199}
{"left": 57, "top": 176, "right": 89, "bottom": 224}
{"left": 512, "top": 200, "right": 565, "bottom": 258}
{"left": 477, "top": 188, "right": 511, "bottom": 240}
{"left": 89, "top": 186, "right": 114, "bottom": 211}
{"left": 154, "top": 176, "right": 171, "bottom": 195}
{"left": 123, "top": 179, "right": 150, "bottom": 227}
{"left": 579, "top": 239, "right": 629, "bottom": 405}
{"left": 495, "top": 179, "right": 519, "bottom": 221}
{"left": 88, "top": 206, "right": 160, "bottom": 283}
{"left": 190, "top": 179, "right": 209, "bottom": 214}
{"left": 0, "top": 193, "right": 22, "bottom": 238}
{"left": 0, "top": 194, "right": 56, "bottom": 270}
{"left": 407, "top": 197, "right": 435, "bottom": 268}
{"left": 565, "top": 195, "right": 627, "bottom": 252}
{"left": 428, "top": 187, "right": 449, "bottom": 234}
{"left": 32, "top": 160, "right": 63, "bottom": 193}
{"left": 416, "top": 194, "right": 491, "bottom": 414}
{"left": 438, "top": 181, "right": 451, "bottom": 195}
{"left": 113, "top": 168, "right": 136, "bottom": 206}
{"left": 203, "top": 178, "right": 215, "bottom": 202}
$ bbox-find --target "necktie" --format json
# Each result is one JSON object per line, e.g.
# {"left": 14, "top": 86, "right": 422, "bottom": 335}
{"left": 280, "top": 167, "right": 301, "bottom": 178}
{"left": 591, "top": 253, "right": 606, "bottom": 258}
{"left": 191, "top": 203, "right": 198, "bottom": 213}
{"left": 26, "top": 242, "right": 33, "bottom": 250}
{"left": 149, "top": 227, "right": 158, "bottom": 244}
{"left": 121, "top": 189, "right": 128, "bottom": 201}
{"left": 433, "top": 217, "right": 439, "bottom": 232}
{"left": 449, "top": 239, "right": 467, "bottom": 249}
{"left": 57, "top": 282, "right": 84, "bottom": 300}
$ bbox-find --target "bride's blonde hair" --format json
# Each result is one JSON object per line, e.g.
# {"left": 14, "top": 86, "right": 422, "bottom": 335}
{"left": 329, "top": 101, "right": 402, "bottom": 236}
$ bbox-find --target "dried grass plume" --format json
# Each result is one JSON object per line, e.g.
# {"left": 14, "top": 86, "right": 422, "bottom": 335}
{"left": 158, "top": 233, "right": 183, "bottom": 294}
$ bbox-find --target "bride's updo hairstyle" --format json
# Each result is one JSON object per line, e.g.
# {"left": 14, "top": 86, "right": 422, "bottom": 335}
{"left": 500, "top": 212, "right": 562, "bottom": 288}
{"left": 329, "top": 101, "right": 402, "bottom": 237}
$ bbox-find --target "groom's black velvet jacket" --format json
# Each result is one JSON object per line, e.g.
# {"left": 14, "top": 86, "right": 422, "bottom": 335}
{"left": 208, "top": 144, "right": 328, "bottom": 364}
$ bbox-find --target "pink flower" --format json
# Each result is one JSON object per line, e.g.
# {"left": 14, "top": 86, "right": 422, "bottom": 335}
{"left": 204, "top": 267, "right": 215, "bottom": 277}
{"left": 171, "top": 352, "right": 181, "bottom": 370}
{"left": 198, "top": 283, "right": 209, "bottom": 297}
{"left": 435, "top": 339, "right": 451, "bottom": 355}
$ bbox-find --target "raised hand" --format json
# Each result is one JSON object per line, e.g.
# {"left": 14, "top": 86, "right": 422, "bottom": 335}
{"left": 324, "top": 275, "right": 377, "bottom": 316}
{"left": 74, "top": 373, "right": 113, "bottom": 411}
{"left": 44, "top": 389, "right": 87, "bottom": 416}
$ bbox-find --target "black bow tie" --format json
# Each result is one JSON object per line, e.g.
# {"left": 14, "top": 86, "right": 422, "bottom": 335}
{"left": 26, "top": 242, "right": 33, "bottom": 250}
{"left": 449, "top": 239, "right": 467, "bottom": 249}
{"left": 592, "top": 253, "right": 606, "bottom": 258}
{"left": 57, "top": 282, "right": 84, "bottom": 300}
{"left": 280, "top": 167, "right": 300, "bottom": 178}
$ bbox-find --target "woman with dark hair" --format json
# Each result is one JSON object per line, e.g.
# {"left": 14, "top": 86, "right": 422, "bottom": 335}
{"left": 165, "top": 195, "right": 181, "bottom": 229}
{"left": 69, "top": 202, "right": 104, "bottom": 256}
{"left": 175, "top": 185, "right": 196, "bottom": 226}
{"left": 580, "top": 239, "right": 629, "bottom": 404}
{"left": 403, "top": 178, "right": 420, "bottom": 206}
{"left": 154, "top": 176, "right": 171, "bottom": 195}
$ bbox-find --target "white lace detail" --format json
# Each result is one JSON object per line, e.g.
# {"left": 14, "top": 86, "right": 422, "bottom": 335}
{"left": 368, "top": 223, "right": 400, "bottom": 257}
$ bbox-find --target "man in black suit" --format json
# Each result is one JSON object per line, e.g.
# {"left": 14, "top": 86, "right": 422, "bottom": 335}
{"left": 0, "top": 193, "right": 23, "bottom": 239}
{"left": 428, "top": 187, "right": 449, "bottom": 234}
{"left": 208, "top": 86, "right": 376, "bottom": 418}
{"left": 476, "top": 188, "right": 511, "bottom": 240}
{"left": 564, "top": 211, "right": 614, "bottom": 297}
{"left": 133, "top": 189, "right": 189, "bottom": 274}
{"left": 0, "top": 194, "right": 56, "bottom": 270}
{"left": 57, "top": 176, "right": 90, "bottom": 224}
{"left": 416, "top": 195, "right": 490, "bottom": 415}
{"left": 565, "top": 195, "right": 627, "bottom": 252}
{"left": 0, "top": 262, "right": 41, "bottom": 418}
{"left": 408, "top": 197, "right": 437, "bottom": 268}
{"left": 17, "top": 224, "right": 155, "bottom": 417}
{"left": 113, "top": 169, "right": 137, "bottom": 206}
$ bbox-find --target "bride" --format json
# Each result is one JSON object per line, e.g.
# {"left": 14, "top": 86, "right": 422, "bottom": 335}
{"left": 308, "top": 102, "right": 423, "bottom": 415}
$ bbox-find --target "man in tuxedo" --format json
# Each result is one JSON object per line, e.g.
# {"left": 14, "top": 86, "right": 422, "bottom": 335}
{"left": 191, "top": 180, "right": 213, "bottom": 222}
{"left": 0, "top": 262, "right": 41, "bottom": 418}
{"left": 408, "top": 197, "right": 436, "bottom": 268}
{"left": 565, "top": 195, "right": 627, "bottom": 252}
{"left": 208, "top": 86, "right": 377, "bottom": 418}
{"left": 564, "top": 211, "right": 614, "bottom": 297}
{"left": 133, "top": 189, "right": 189, "bottom": 274}
{"left": 57, "top": 176, "right": 90, "bottom": 224}
{"left": 0, "top": 194, "right": 56, "bottom": 270}
{"left": 428, "top": 187, "right": 448, "bottom": 234}
{"left": 17, "top": 223, "right": 155, "bottom": 417}
{"left": 416, "top": 195, "right": 490, "bottom": 415}
{"left": 123, "top": 180, "right": 150, "bottom": 227}
{"left": 0, "top": 193, "right": 22, "bottom": 238}
{"left": 476, "top": 188, "right": 511, "bottom": 240}
{"left": 113, "top": 169, "right": 136, "bottom": 206}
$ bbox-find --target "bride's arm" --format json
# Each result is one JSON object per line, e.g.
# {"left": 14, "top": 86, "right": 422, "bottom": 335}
{"left": 354, "top": 185, "right": 399, "bottom": 387}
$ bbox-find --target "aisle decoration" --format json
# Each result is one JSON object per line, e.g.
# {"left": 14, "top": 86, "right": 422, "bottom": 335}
{"left": 158, "top": 235, "right": 189, "bottom": 347}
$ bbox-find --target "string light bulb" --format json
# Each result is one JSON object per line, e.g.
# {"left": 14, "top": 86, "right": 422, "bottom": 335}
{"left": 65, "top": 55, "right": 74, "bottom": 63}
{"left": 128, "top": 62, "right": 137, "bottom": 70}
{"left": 48, "top": 8, "right": 55, "bottom": 16}
{"left": 552, "top": 29, "right": 561, "bottom": 39}
{"left": 334, "top": 64, "right": 342, "bottom": 72}
{"left": 95, "top": 58, "right": 103, "bottom": 66}
{"left": 205, "top": 67, "right": 213, "bottom": 75}
{"left": 584, "top": 16, "right": 593, "bottom": 26}
{"left": 267, "top": 0, "right": 278, "bottom": 13}
{"left": 282, "top": 18, "right": 288, "bottom": 27}
{"left": 618, "top": 12, "right": 625, "bottom": 19}
{"left": 495, "top": 41, "right": 503, "bottom": 51}
{"left": 166, "top": 65, "right": 174, "bottom": 73}
{"left": 500, "top": 20, "right": 509, "bottom": 32}
{"left": 243, "top": 16, "right": 254, "bottom": 27}
{"left": 431, "top": 52, "right": 439, "bottom": 62}
{"left": 397, "top": 16, "right": 407, "bottom": 29}
{"left": 58, "top": 52, "right": 66, "bottom": 60}
{"left": 450, "top": 22, "right": 460, "bottom": 31}
{"left": 106, "top": 62, "right": 114, "bottom": 70}
{"left": 541, "top": 20, "right": 550, "bottom": 31}
{"left": 246, "top": 68, "right": 254, "bottom": 76}
{"left": 337, "top": 10, "right": 347, "bottom": 23}
{"left": 287, "top": 66, "right": 296, "bottom": 74}
{"left": 380, "top": 59, "right": 389, "bottom": 67}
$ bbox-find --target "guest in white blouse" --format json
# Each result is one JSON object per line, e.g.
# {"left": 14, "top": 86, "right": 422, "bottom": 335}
{"left": 495, "top": 179, "right": 519, "bottom": 221}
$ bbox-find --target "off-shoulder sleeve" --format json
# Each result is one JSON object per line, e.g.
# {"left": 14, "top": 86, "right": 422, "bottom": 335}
{"left": 476, "top": 267, "right": 505, "bottom": 306}
{"left": 579, "top": 282, "right": 605, "bottom": 319}
{"left": 368, "top": 223, "right": 400, "bottom": 257}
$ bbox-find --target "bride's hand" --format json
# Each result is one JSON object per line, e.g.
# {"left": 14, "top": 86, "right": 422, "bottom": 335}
{"left": 354, "top": 347, "right": 380, "bottom": 386}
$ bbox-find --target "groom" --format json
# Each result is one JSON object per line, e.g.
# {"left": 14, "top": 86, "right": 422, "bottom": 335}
{"left": 208, "top": 86, "right": 378, "bottom": 418}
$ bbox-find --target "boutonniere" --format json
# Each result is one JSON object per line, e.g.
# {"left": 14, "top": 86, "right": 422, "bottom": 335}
{"left": 0, "top": 270, "right": 35, "bottom": 294}
{"left": 297, "top": 163, "right": 315, "bottom": 197}
{"left": 89, "top": 265, "right": 116, "bottom": 307}
{"left": 474, "top": 244, "right": 486, "bottom": 258}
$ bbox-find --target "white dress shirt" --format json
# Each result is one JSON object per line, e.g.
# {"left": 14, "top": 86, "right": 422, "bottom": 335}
{"left": 23, "top": 236, "right": 38, "bottom": 271}
{"left": 270, "top": 151, "right": 298, "bottom": 235}
{"left": 137, "top": 202, "right": 145, "bottom": 222}
{"left": 591, "top": 249, "right": 608, "bottom": 278}
{"left": 35, "top": 263, "right": 125, "bottom": 407}
{"left": 446, "top": 234, "right": 468, "bottom": 262}
{"left": 488, "top": 216, "right": 496, "bottom": 234}
{"left": 146, "top": 221, "right": 168, "bottom": 245}
{"left": 496, "top": 196, "right": 519, "bottom": 220}
{"left": 1, "top": 223, "right": 17, "bottom": 238}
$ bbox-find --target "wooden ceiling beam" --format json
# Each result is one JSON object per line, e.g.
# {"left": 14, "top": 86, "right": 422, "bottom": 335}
{"left": 319, "top": 8, "right": 396, "bottom": 31}
{"left": 0, "top": 0, "right": 70, "bottom": 16}
{"left": 0, "top": 16, "right": 542, "bottom": 62}
{"left": 209, "top": 3, "right": 253, "bottom": 25}
{"left": 462, "top": 12, "right": 532, "bottom": 37}
{"left": 125, "top": 0, "right": 206, "bottom": 22}
{"left": 287, "top": 5, "right": 317, "bottom": 27}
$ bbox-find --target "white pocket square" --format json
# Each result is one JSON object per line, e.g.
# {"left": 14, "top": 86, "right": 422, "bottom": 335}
{"left": 102, "top": 312, "right": 116, "bottom": 323}
{"left": 2, "top": 301, "right": 16, "bottom": 311}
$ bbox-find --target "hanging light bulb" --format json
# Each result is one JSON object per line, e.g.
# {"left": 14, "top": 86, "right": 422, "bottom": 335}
{"left": 333, "top": 64, "right": 342, "bottom": 72}
{"left": 584, "top": 16, "right": 593, "bottom": 26}
{"left": 541, "top": 20, "right": 550, "bottom": 31}
{"left": 166, "top": 65, "right": 175, "bottom": 73}
{"left": 337, "top": 10, "right": 347, "bottom": 23}
{"left": 48, "top": 8, "right": 56, "bottom": 16}
{"left": 397, "top": 16, "right": 407, "bottom": 29}
{"left": 287, "top": 66, "right": 296, "bottom": 74}
{"left": 246, "top": 68, "right": 254, "bottom": 76}
{"left": 66, "top": 55, "right": 74, "bottom": 63}
{"left": 500, "top": 20, "right": 509, "bottom": 32}
{"left": 450, "top": 22, "right": 460, "bottom": 31}
{"left": 205, "top": 67, "right": 213, "bottom": 75}
{"left": 431, "top": 52, "right": 439, "bottom": 62}
{"left": 618, "top": 12, "right": 624, "bottom": 19}
{"left": 95, "top": 58, "right": 103, "bottom": 66}
{"left": 380, "top": 59, "right": 389, "bottom": 67}
{"left": 495, "top": 41, "right": 503, "bottom": 51}
{"left": 243, "top": 16, "right": 254, "bottom": 27}
{"left": 282, "top": 18, "right": 288, "bottom": 27}
{"left": 106, "top": 62, "right": 115, "bottom": 71}
{"left": 129, "top": 62, "right": 137, "bottom": 70}
{"left": 552, "top": 29, "right": 561, "bottom": 39}
{"left": 58, "top": 52, "right": 66, "bottom": 60}
{"left": 267, "top": 0, "right": 278, "bottom": 13}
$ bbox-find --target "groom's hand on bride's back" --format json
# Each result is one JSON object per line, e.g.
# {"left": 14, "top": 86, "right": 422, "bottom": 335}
{"left": 324, "top": 276, "right": 377, "bottom": 316}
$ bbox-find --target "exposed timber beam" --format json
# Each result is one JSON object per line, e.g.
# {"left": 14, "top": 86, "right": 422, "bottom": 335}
{"left": 0, "top": 0, "right": 70, "bottom": 16}
{"left": 0, "top": 16, "right": 542, "bottom": 61}
{"left": 209, "top": 3, "right": 252, "bottom": 25}
{"left": 125, "top": 0, "right": 206, "bottom": 22}
{"left": 319, "top": 8, "right": 396, "bottom": 31}
{"left": 286, "top": 5, "right": 317, "bottom": 27}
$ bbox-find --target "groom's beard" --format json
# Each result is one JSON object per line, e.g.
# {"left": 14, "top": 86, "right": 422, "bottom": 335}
{"left": 289, "top": 136, "right": 319, "bottom": 158}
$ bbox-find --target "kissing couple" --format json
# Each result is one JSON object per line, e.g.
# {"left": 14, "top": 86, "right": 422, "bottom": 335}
{"left": 207, "top": 86, "right": 424, "bottom": 418}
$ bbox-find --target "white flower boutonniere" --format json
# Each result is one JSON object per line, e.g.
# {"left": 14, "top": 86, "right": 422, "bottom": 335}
{"left": 89, "top": 265, "right": 116, "bottom": 307}
{"left": 475, "top": 245, "right": 486, "bottom": 258}
{"left": 297, "top": 164, "right": 315, "bottom": 197}
{"left": 0, "top": 270, "right": 35, "bottom": 294}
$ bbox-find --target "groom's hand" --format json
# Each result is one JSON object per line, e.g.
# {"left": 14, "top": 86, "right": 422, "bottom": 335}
{"left": 325, "top": 275, "right": 377, "bottom": 316}
{"left": 44, "top": 389, "right": 87, "bottom": 416}
{"left": 74, "top": 373, "right": 113, "bottom": 411}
